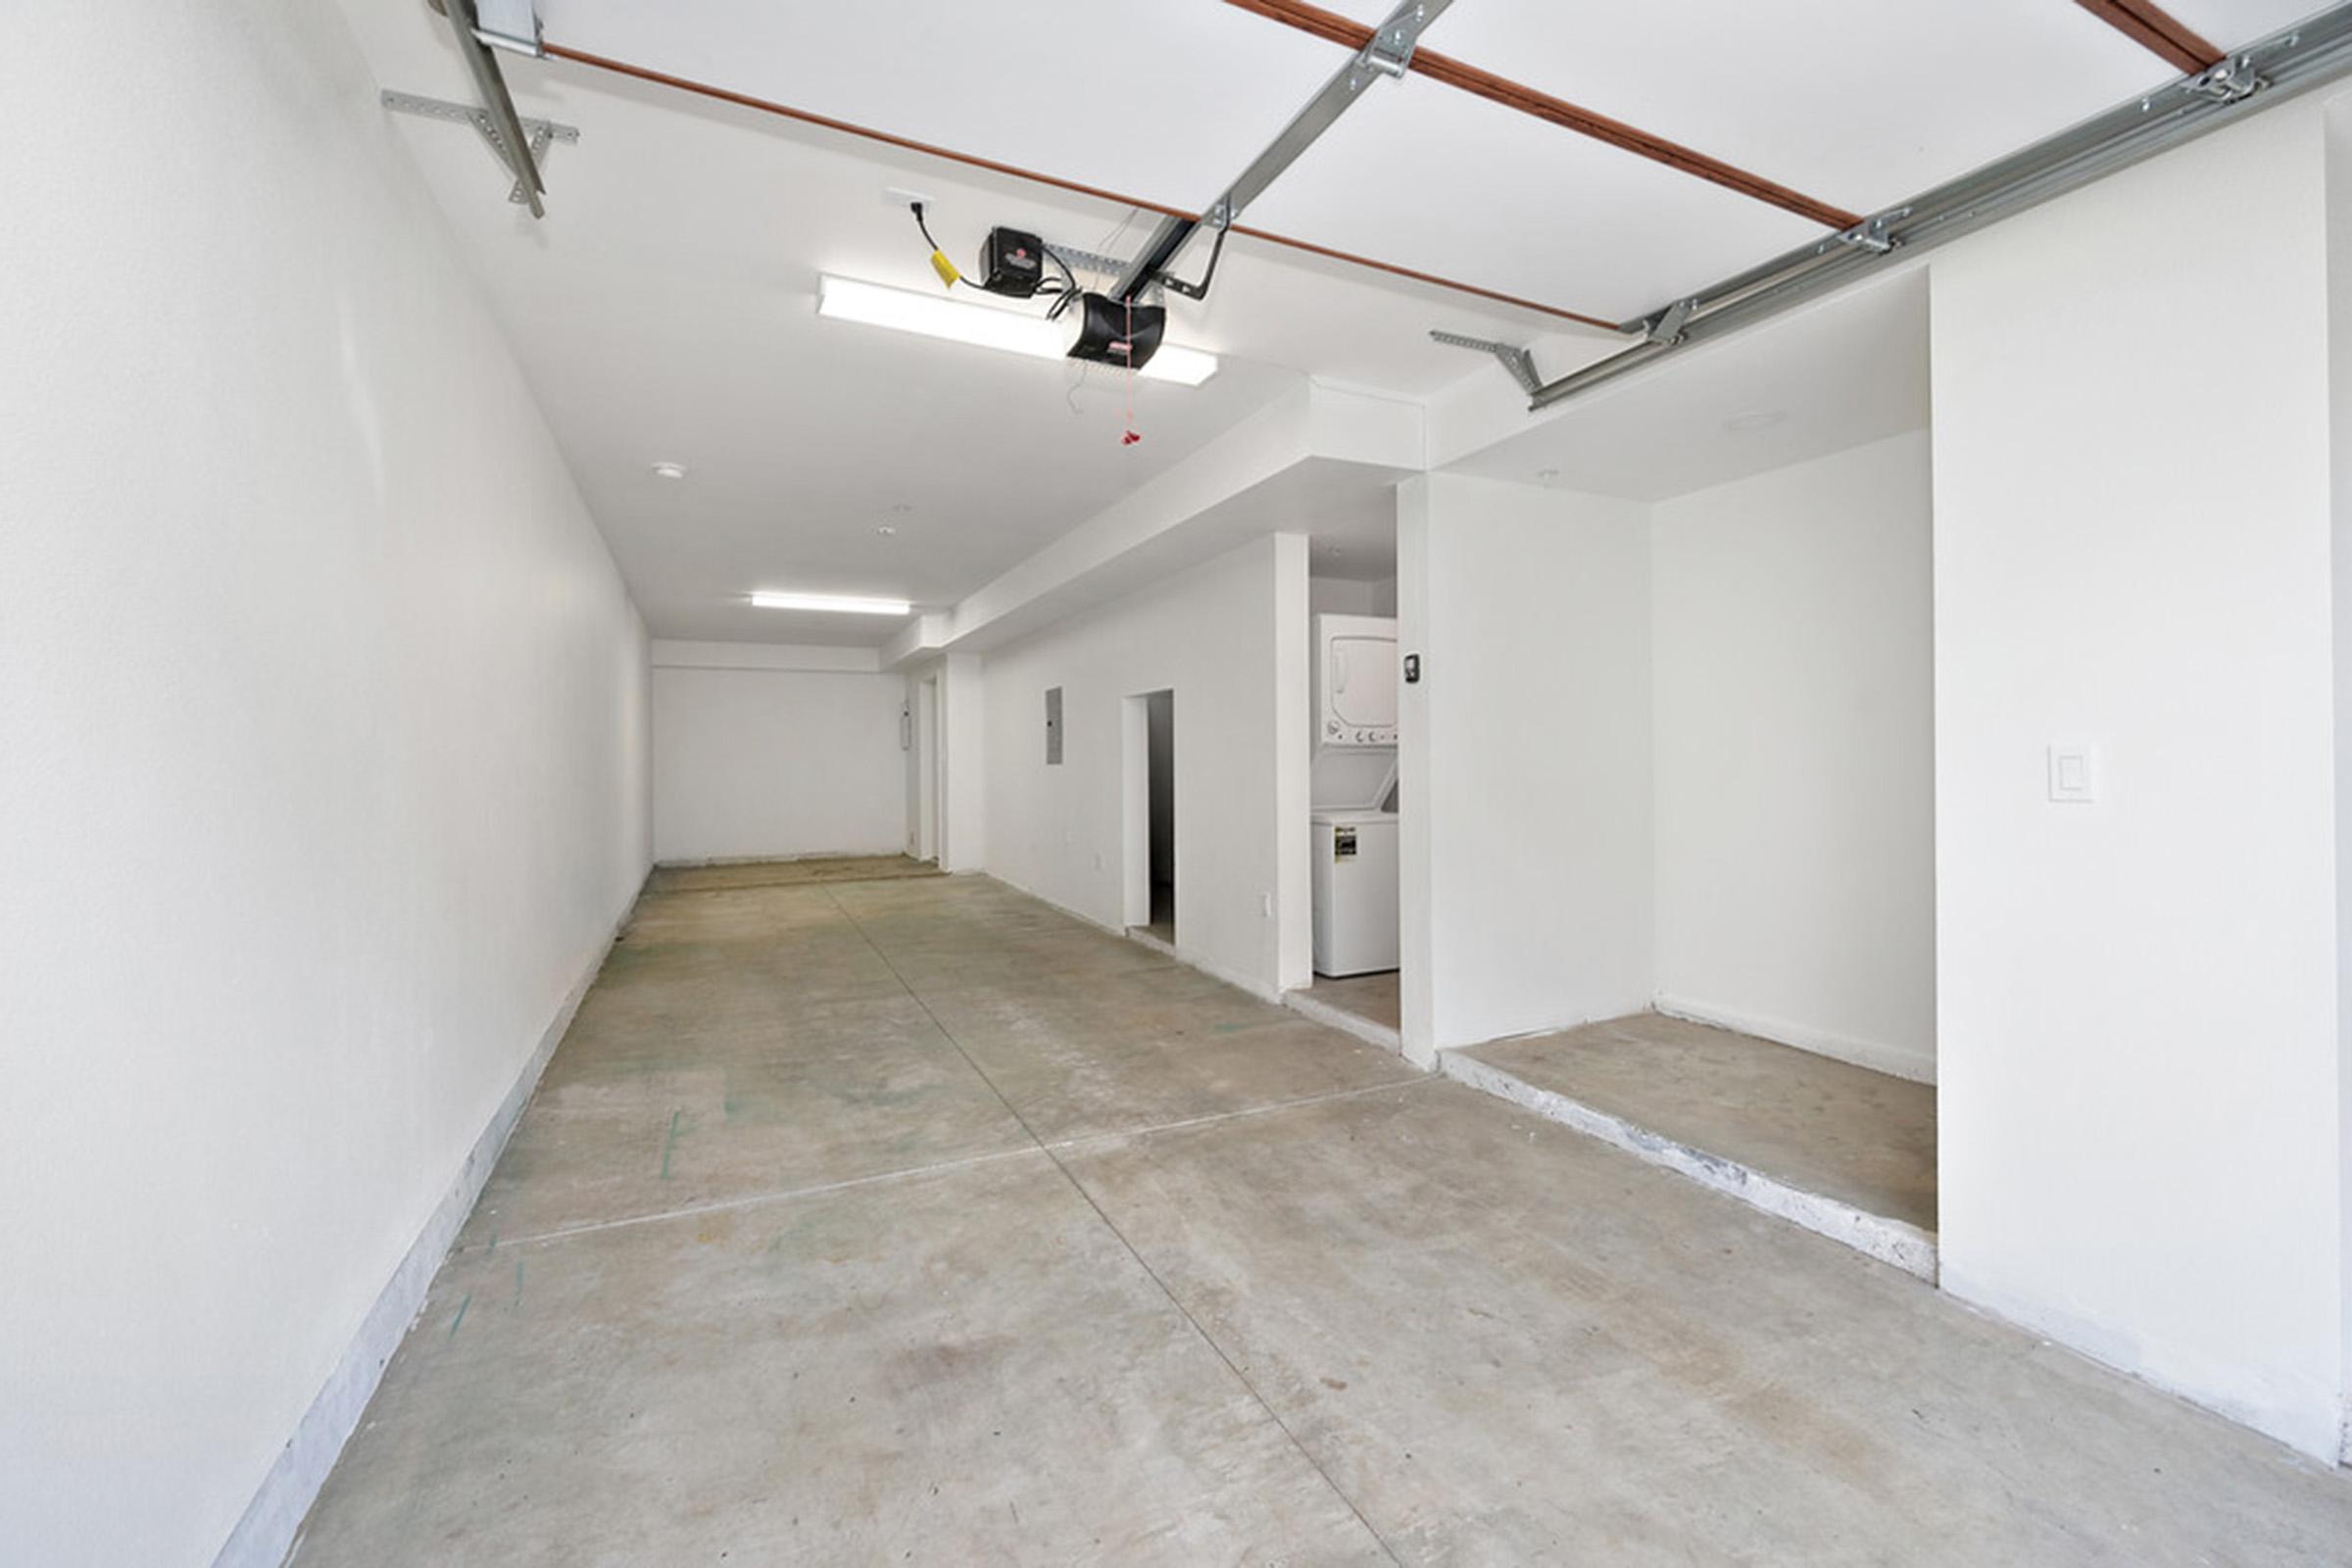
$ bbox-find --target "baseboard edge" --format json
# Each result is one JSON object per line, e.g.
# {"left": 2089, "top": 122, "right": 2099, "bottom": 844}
{"left": 210, "top": 903, "right": 625, "bottom": 1568}
{"left": 1652, "top": 993, "right": 1936, "bottom": 1085}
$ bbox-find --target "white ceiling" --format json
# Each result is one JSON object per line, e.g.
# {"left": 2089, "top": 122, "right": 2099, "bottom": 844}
{"left": 1449, "top": 269, "right": 1931, "bottom": 504}
{"left": 336, "top": 1, "right": 1601, "bottom": 644}
{"left": 2168, "top": 1, "right": 2341, "bottom": 46}
{"left": 1317, "top": 0, "right": 2183, "bottom": 215}
{"left": 336, "top": 0, "right": 2315, "bottom": 644}
{"left": 1243, "top": 73, "right": 1828, "bottom": 323}
{"left": 537, "top": 0, "right": 1339, "bottom": 219}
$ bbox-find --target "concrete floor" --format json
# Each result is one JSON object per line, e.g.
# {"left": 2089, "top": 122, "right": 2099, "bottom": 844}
{"left": 1308, "top": 969, "right": 1401, "bottom": 1033}
{"left": 291, "top": 875, "right": 2352, "bottom": 1565}
{"left": 1465, "top": 1012, "right": 1937, "bottom": 1233}
{"left": 646, "top": 853, "right": 942, "bottom": 895}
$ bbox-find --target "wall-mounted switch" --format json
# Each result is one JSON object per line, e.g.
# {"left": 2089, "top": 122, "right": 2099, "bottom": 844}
{"left": 2046, "top": 741, "right": 2099, "bottom": 805}
{"left": 1258, "top": 892, "right": 1273, "bottom": 918}
{"left": 1402, "top": 653, "right": 1421, "bottom": 685}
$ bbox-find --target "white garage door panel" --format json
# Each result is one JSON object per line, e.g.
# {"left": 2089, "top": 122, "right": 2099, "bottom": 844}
{"left": 1245, "top": 74, "right": 1829, "bottom": 325}
{"left": 2165, "top": 0, "right": 2333, "bottom": 49}
{"left": 1307, "top": 0, "right": 2173, "bottom": 216}
{"left": 540, "top": 0, "right": 1344, "bottom": 213}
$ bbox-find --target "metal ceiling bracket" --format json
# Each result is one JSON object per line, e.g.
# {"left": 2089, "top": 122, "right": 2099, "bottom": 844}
{"left": 1642, "top": 298, "right": 1696, "bottom": 345}
{"left": 1352, "top": 4, "right": 1434, "bottom": 88}
{"left": 1834, "top": 209, "right": 1908, "bottom": 256}
{"left": 1430, "top": 330, "right": 1543, "bottom": 396}
{"left": 2184, "top": 53, "right": 2267, "bottom": 104}
{"left": 1525, "top": 1, "right": 2352, "bottom": 413}
{"left": 466, "top": 0, "right": 544, "bottom": 56}
{"left": 422, "top": 0, "right": 552, "bottom": 217}
{"left": 1111, "top": 0, "right": 1454, "bottom": 304}
{"left": 381, "top": 90, "right": 578, "bottom": 208}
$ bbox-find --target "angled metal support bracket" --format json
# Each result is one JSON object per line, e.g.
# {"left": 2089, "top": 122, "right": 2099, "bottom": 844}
{"left": 1642, "top": 297, "right": 1697, "bottom": 345}
{"left": 421, "top": 0, "right": 552, "bottom": 216}
{"left": 1111, "top": 0, "right": 1453, "bottom": 303}
{"left": 1430, "top": 330, "right": 1543, "bottom": 397}
{"left": 382, "top": 90, "right": 578, "bottom": 209}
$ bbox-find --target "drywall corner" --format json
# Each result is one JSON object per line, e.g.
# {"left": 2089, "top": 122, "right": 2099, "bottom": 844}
{"left": 1274, "top": 532, "right": 1314, "bottom": 994}
{"left": 1395, "top": 475, "right": 1439, "bottom": 1069}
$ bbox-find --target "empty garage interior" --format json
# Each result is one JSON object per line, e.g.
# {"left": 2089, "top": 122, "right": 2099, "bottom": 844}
{"left": 16, "top": 0, "right": 2352, "bottom": 1561}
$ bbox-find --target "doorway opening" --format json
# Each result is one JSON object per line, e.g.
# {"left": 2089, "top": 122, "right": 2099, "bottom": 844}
{"left": 1298, "top": 585, "right": 1402, "bottom": 1048}
{"left": 913, "top": 673, "right": 940, "bottom": 864}
{"left": 1123, "top": 689, "right": 1175, "bottom": 946}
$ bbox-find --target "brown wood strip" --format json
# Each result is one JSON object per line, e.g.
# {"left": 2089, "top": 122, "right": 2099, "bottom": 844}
{"left": 538, "top": 41, "right": 1616, "bottom": 327}
{"left": 2073, "top": 0, "right": 2225, "bottom": 74}
{"left": 1223, "top": 0, "right": 1862, "bottom": 231}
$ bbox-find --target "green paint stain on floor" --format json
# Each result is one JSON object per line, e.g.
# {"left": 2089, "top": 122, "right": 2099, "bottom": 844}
{"left": 660, "top": 1107, "right": 684, "bottom": 1179}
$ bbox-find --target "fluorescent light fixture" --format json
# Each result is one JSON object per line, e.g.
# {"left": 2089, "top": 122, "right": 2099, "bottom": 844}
{"left": 751, "top": 590, "right": 911, "bottom": 616}
{"left": 816, "top": 275, "right": 1218, "bottom": 387}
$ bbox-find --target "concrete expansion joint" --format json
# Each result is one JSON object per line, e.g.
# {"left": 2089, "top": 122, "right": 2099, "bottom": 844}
{"left": 811, "top": 884, "right": 1412, "bottom": 1565}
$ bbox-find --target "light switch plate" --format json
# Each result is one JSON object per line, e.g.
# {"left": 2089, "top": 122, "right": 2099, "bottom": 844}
{"left": 2046, "top": 741, "right": 2099, "bottom": 804}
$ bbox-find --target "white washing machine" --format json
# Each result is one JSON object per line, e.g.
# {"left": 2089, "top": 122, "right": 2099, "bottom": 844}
{"left": 1312, "top": 808, "right": 1399, "bottom": 977}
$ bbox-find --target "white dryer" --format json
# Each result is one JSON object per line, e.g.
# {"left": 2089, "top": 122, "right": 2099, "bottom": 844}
{"left": 1314, "top": 613, "right": 1397, "bottom": 749}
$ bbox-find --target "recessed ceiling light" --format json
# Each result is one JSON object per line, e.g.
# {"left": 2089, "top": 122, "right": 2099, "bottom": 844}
{"left": 1724, "top": 410, "right": 1786, "bottom": 434}
{"left": 651, "top": 461, "right": 688, "bottom": 479}
{"left": 875, "top": 524, "right": 899, "bottom": 537}
{"left": 816, "top": 275, "right": 1219, "bottom": 387}
{"left": 750, "top": 590, "right": 911, "bottom": 616}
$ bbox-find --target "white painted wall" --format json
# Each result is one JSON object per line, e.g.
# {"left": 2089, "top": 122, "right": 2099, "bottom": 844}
{"left": 1397, "top": 474, "right": 1653, "bottom": 1064}
{"left": 983, "top": 534, "right": 1311, "bottom": 997}
{"left": 1932, "top": 102, "right": 2344, "bottom": 1458}
{"left": 2328, "top": 100, "right": 2352, "bottom": 1429}
{"left": 0, "top": 4, "right": 651, "bottom": 1563}
{"left": 1650, "top": 431, "right": 1936, "bottom": 1081}
{"left": 650, "top": 642, "right": 907, "bottom": 863}
{"left": 1308, "top": 575, "right": 1397, "bottom": 616}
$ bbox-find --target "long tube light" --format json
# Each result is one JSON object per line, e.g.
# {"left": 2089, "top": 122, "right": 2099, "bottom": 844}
{"left": 751, "top": 591, "right": 911, "bottom": 615}
{"left": 815, "top": 275, "right": 1219, "bottom": 387}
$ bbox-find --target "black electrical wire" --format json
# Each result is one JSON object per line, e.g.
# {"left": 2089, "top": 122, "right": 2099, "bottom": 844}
{"left": 909, "top": 200, "right": 944, "bottom": 257}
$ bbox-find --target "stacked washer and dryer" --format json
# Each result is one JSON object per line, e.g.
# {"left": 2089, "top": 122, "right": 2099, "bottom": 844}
{"left": 1310, "top": 613, "right": 1400, "bottom": 977}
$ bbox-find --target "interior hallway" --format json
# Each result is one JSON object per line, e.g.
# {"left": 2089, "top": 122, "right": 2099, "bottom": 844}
{"left": 292, "top": 873, "right": 2352, "bottom": 1565}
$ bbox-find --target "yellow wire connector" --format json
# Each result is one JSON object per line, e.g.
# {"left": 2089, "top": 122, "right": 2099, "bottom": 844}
{"left": 929, "top": 249, "right": 960, "bottom": 288}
